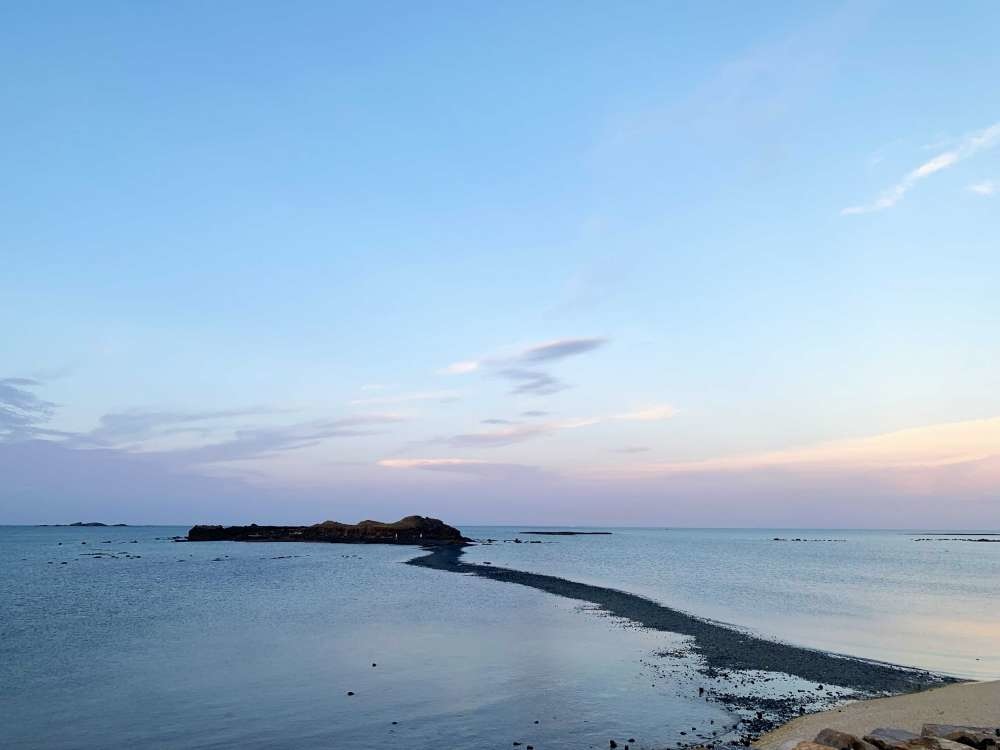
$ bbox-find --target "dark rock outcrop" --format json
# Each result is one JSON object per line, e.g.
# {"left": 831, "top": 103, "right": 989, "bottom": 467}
{"left": 187, "top": 515, "right": 467, "bottom": 545}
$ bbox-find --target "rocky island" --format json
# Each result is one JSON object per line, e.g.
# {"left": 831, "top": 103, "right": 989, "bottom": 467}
{"left": 187, "top": 515, "right": 467, "bottom": 545}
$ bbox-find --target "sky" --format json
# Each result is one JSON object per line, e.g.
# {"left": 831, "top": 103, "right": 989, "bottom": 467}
{"left": 2, "top": 1, "right": 999, "bottom": 527}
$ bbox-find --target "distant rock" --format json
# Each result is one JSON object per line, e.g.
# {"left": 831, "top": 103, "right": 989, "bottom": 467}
{"left": 519, "top": 531, "right": 613, "bottom": 536}
{"left": 187, "top": 515, "right": 467, "bottom": 545}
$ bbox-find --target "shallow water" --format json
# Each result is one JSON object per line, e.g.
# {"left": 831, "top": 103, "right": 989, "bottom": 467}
{"left": 462, "top": 527, "right": 1000, "bottom": 680}
{"left": 2, "top": 525, "right": 997, "bottom": 750}
{"left": 1, "top": 525, "right": 730, "bottom": 750}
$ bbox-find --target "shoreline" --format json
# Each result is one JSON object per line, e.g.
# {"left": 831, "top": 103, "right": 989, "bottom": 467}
{"left": 407, "top": 544, "right": 955, "bottom": 740}
{"left": 754, "top": 680, "right": 999, "bottom": 750}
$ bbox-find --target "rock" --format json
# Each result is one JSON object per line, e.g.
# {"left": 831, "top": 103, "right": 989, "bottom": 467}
{"left": 923, "top": 726, "right": 1000, "bottom": 750}
{"left": 907, "top": 737, "right": 976, "bottom": 750}
{"left": 187, "top": 515, "right": 467, "bottom": 545}
{"left": 610, "top": 741, "right": 618, "bottom": 749}
{"left": 815, "top": 728, "right": 879, "bottom": 750}
{"left": 795, "top": 742, "right": 839, "bottom": 750}
{"left": 346, "top": 691, "right": 354, "bottom": 696}
{"left": 865, "top": 728, "right": 920, "bottom": 750}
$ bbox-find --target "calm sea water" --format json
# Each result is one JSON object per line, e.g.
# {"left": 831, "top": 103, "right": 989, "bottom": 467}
{"left": 463, "top": 527, "right": 1000, "bottom": 680}
{"left": 2, "top": 525, "right": 997, "bottom": 749}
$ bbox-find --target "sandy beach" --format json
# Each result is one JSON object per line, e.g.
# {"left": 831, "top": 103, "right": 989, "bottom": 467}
{"left": 755, "top": 681, "right": 1000, "bottom": 750}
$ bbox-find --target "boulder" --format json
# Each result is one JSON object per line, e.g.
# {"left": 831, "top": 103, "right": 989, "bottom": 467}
{"left": 906, "top": 737, "right": 975, "bottom": 750}
{"left": 865, "top": 728, "right": 921, "bottom": 750}
{"left": 815, "top": 728, "right": 879, "bottom": 750}
{"left": 923, "top": 726, "right": 999, "bottom": 750}
{"left": 795, "top": 742, "right": 839, "bottom": 750}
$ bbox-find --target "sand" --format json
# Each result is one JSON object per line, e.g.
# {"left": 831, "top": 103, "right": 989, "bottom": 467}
{"left": 754, "top": 681, "right": 1000, "bottom": 750}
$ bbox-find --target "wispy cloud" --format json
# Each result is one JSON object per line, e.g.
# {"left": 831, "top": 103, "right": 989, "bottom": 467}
{"left": 437, "top": 423, "right": 553, "bottom": 448}
{"left": 1, "top": 376, "right": 407, "bottom": 472}
{"left": 425, "top": 416, "right": 600, "bottom": 450}
{"left": 441, "top": 337, "right": 608, "bottom": 397}
{"left": 0, "top": 378, "right": 60, "bottom": 441}
{"left": 968, "top": 180, "right": 997, "bottom": 196}
{"left": 521, "top": 410, "right": 550, "bottom": 418}
{"left": 75, "top": 408, "right": 278, "bottom": 447}
{"left": 156, "top": 414, "right": 407, "bottom": 466}
{"left": 497, "top": 368, "right": 568, "bottom": 396}
{"left": 520, "top": 337, "right": 607, "bottom": 362}
{"left": 481, "top": 418, "right": 515, "bottom": 425}
{"left": 842, "top": 121, "right": 1000, "bottom": 215}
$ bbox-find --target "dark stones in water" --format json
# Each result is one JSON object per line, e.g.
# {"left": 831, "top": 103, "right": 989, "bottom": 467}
{"left": 346, "top": 691, "right": 354, "bottom": 696}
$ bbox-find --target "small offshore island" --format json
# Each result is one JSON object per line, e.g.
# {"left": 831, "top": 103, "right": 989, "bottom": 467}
{"left": 187, "top": 515, "right": 466, "bottom": 544}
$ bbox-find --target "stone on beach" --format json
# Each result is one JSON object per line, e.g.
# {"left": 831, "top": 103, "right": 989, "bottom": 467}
{"left": 754, "top": 682, "right": 1000, "bottom": 750}
{"left": 815, "top": 727, "right": 879, "bottom": 750}
{"left": 865, "top": 728, "right": 921, "bottom": 750}
{"left": 788, "top": 721, "right": 1000, "bottom": 750}
{"left": 923, "top": 725, "right": 1000, "bottom": 750}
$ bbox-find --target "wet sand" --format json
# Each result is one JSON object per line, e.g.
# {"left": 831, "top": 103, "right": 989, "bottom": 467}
{"left": 754, "top": 680, "right": 1000, "bottom": 750}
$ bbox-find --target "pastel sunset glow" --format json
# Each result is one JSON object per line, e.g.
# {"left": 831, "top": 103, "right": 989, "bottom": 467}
{"left": 2, "top": 2, "right": 999, "bottom": 527}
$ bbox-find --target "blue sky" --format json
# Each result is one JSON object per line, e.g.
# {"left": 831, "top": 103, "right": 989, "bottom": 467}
{"left": 2, "top": 1, "right": 999, "bottom": 525}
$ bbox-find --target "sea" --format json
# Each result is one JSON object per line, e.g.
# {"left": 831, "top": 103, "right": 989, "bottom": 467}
{"left": 2, "top": 525, "right": 998, "bottom": 750}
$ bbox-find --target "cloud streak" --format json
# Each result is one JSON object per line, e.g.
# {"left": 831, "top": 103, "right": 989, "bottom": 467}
{"left": 441, "top": 337, "right": 608, "bottom": 397}
{"left": 842, "top": 121, "right": 1000, "bottom": 215}
{"left": 520, "top": 337, "right": 607, "bottom": 362}
{"left": 75, "top": 408, "right": 279, "bottom": 447}
{"left": 151, "top": 414, "right": 407, "bottom": 466}
{"left": 968, "top": 180, "right": 997, "bottom": 196}
{"left": 0, "top": 378, "right": 61, "bottom": 441}
{"left": 497, "top": 368, "right": 568, "bottom": 396}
